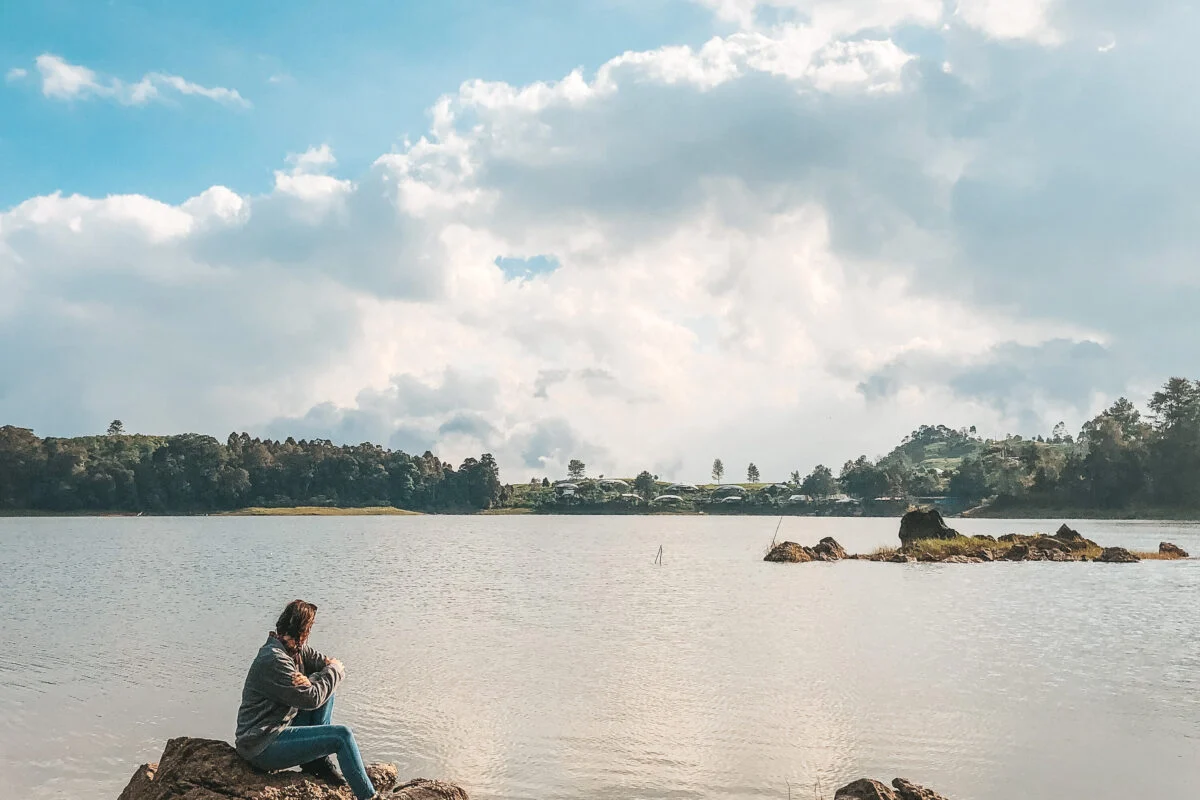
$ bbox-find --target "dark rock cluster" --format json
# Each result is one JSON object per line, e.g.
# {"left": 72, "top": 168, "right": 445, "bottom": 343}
{"left": 835, "top": 777, "right": 951, "bottom": 800}
{"left": 764, "top": 536, "right": 848, "bottom": 563}
{"left": 117, "top": 737, "right": 467, "bottom": 800}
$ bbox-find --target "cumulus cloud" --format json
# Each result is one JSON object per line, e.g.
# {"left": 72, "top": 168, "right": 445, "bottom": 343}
{"left": 3, "top": 1, "right": 1197, "bottom": 481}
{"left": 31, "top": 54, "right": 249, "bottom": 108}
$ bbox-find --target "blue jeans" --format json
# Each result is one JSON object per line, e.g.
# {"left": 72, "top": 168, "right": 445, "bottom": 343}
{"left": 250, "top": 695, "right": 376, "bottom": 800}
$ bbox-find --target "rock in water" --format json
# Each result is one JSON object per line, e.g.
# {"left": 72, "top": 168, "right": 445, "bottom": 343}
{"left": 763, "top": 541, "right": 814, "bottom": 563}
{"left": 835, "top": 778, "right": 897, "bottom": 800}
{"left": 835, "top": 778, "right": 954, "bottom": 800}
{"left": 117, "top": 737, "right": 468, "bottom": 800}
{"left": 892, "top": 778, "right": 952, "bottom": 800}
{"left": 1097, "top": 547, "right": 1140, "bottom": 563}
{"left": 812, "top": 536, "right": 848, "bottom": 561}
{"left": 898, "top": 509, "right": 958, "bottom": 545}
{"left": 395, "top": 779, "right": 471, "bottom": 800}
{"left": 1052, "top": 524, "right": 1097, "bottom": 552}
{"left": 1159, "top": 542, "right": 1189, "bottom": 558}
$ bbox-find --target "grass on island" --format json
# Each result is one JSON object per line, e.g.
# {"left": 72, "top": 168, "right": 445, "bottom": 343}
{"left": 870, "top": 535, "right": 1174, "bottom": 561}
{"left": 224, "top": 506, "right": 422, "bottom": 516}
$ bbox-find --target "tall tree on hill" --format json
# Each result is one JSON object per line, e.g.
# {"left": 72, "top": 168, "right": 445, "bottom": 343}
{"left": 800, "top": 464, "right": 837, "bottom": 500}
{"left": 746, "top": 463, "right": 760, "bottom": 483}
{"left": 567, "top": 459, "right": 586, "bottom": 480}
{"left": 1148, "top": 378, "right": 1200, "bottom": 506}
{"left": 107, "top": 420, "right": 125, "bottom": 436}
{"left": 839, "top": 456, "right": 888, "bottom": 501}
{"left": 712, "top": 458, "right": 724, "bottom": 483}
{"left": 948, "top": 458, "right": 989, "bottom": 503}
{"left": 634, "top": 470, "right": 657, "bottom": 501}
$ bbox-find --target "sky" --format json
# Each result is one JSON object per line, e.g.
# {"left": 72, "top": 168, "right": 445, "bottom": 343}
{"left": 2, "top": 0, "right": 1198, "bottom": 483}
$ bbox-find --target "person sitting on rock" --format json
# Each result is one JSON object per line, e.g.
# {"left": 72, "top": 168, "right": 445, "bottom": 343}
{"left": 234, "top": 599, "right": 379, "bottom": 799}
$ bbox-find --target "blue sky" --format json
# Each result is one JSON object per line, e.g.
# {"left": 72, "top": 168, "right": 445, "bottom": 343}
{"left": 2, "top": 0, "right": 1198, "bottom": 480}
{"left": 0, "top": 0, "right": 714, "bottom": 205}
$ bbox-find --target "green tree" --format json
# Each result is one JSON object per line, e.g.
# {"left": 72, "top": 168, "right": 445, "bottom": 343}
{"left": 567, "top": 459, "right": 586, "bottom": 480}
{"left": 633, "top": 470, "right": 657, "bottom": 500}
{"left": 839, "top": 456, "right": 888, "bottom": 501}
{"left": 746, "top": 463, "right": 760, "bottom": 483}
{"left": 948, "top": 458, "right": 989, "bottom": 502}
{"left": 107, "top": 420, "right": 125, "bottom": 436}
{"left": 712, "top": 458, "right": 724, "bottom": 483}
{"left": 799, "top": 464, "right": 837, "bottom": 500}
{"left": 1148, "top": 378, "right": 1200, "bottom": 505}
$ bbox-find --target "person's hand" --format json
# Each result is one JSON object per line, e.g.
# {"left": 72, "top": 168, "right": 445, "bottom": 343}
{"left": 325, "top": 657, "right": 343, "bottom": 672}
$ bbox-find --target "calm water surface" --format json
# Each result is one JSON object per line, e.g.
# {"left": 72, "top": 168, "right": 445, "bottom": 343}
{"left": 2, "top": 515, "right": 1199, "bottom": 799}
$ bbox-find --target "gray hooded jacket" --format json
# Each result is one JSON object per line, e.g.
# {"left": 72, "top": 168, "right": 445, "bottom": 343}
{"left": 234, "top": 634, "right": 344, "bottom": 759}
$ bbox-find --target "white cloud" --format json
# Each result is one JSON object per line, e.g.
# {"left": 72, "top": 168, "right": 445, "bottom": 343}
{"left": 3, "top": 4, "right": 1197, "bottom": 481}
{"left": 695, "top": 0, "right": 1064, "bottom": 43}
{"left": 5, "top": 67, "right": 28, "bottom": 83}
{"left": 32, "top": 53, "right": 250, "bottom": 108}
{"left": 953, "top": 0, "right": 1059, "bottom": 44}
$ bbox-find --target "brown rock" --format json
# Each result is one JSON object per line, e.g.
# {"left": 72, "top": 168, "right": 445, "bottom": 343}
{"left": 1159, "top": 542, "right": 1189, "bottom": 558}
{"left": 835, "top": 778, "right": 898, "bottom": 800}
{"left": 116, "top": 737, "right": 467, "bottom": 800}
{"left": 813, "top": 536, "right": 848, "bottom": 561}
{"left": 1097, "top": 546, "right": 1140, "bottom": 563}
{"left": 764, "top": 541, "right": 815, "bottom": 563}
{"left": 1003, "top": 544, "right": 1030, "bottom": 561}
{"left": 1029, "top": 536, "right": 1069, "bottom": 552}
{"left": 888, "top": 553, "right": 915, "bottom": 563}
{"left": 972, "top": 549, "right": 995, "bottom": 562}
{"left": 892, "top": 778, "right": 952, "bottom": 800}
{"left": 939, "top": 555, "right": 973, "bottom": 564}
{"left": 395, "top": 779, "right": 471, "bottom": 800}
{"left": 1052, "top": 524, "right": 1098, "bottom": 552}
{"left": 899, "top": 509, "right": 958, "bottom": 544}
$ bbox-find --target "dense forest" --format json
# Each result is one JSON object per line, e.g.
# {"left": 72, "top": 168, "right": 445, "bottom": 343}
{"left": 3, "top": 377, "right": 1200, "bottom": 516}
{"left": 0, "top": 424, "right": 503, "bottom": 513}
{"left": 800, "top": 376, "right": 1200, "bottom": 514}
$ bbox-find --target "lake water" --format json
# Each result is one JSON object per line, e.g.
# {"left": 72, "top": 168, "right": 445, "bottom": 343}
{"left": 2, "top": 515, "right": 1199, "bottom": 799}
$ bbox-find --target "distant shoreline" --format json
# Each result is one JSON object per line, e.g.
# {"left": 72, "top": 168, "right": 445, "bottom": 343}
{"left": 5, "top": 504, "right": 1200, "bottom": 520}
{"left": 963, "top": 505, "right": 1200, "bottom": 521}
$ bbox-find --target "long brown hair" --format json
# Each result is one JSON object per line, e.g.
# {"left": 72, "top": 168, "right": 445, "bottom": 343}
{"left": 275, "top": 599, "right": 317, "bottom": 654}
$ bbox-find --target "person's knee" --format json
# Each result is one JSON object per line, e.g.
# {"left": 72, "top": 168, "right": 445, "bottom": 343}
{"left": 331, "top": 724, "right": 354, "bottom": 741}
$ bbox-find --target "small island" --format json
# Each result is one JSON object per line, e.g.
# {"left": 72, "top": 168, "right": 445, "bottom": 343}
{"left": 764, "top": 509, "right": 1190, "bottom": 564}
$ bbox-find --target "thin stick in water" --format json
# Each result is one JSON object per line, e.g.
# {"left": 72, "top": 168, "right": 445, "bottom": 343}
{"left": 770, "top": 515, "right": 784, "bottom": 548}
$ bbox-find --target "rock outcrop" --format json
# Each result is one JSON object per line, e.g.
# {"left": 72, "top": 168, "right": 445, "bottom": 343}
{"left": 813, "top": 536, "right": 848, "bottom": 561}
{"left": 898, "top": 509, "right": 958, "bottom": 544}
{"left": 1160, "top": 541, "right": 1189, "bottom": 558}
{"left": 763, "top": 541, "right": 814, "bottom": 563}
{"left": 764, "top": 537, "right": 847, "bottom": 563}
{"left": 1097, "top": 546, "right": 1140, "bottom": 563}
{"left": 117, "top": 737, "right": 467, "bottom": 800}
{"left": 834, "top": 778, "right": 951, "bottom": 800}
{"left": 835, "top": 779, "right": 897, "bottom": 800}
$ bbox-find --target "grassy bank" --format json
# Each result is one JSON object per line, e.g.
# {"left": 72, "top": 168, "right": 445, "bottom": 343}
{"left": 222, "top": 506, "right": 422, "bottom": 516}
{"left": 872, "top": 535, "right": 1177, "bottom": 561}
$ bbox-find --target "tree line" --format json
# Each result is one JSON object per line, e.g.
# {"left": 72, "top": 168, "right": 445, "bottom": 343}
{"left": 0, "top": 426, "right": 502, "bottom": 513}
{"left": 5, "top": 376, "right": 1200, "bottom": 515}
{"left": 769, "top": 377, "right": 1200, "bottom": 512}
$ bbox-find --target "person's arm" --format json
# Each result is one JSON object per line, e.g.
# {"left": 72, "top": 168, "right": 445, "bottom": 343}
{"left": 300, "top": 644, "right": 330, "bottom": 674}
{"left": 257, "top": 649, "right": 344, "bottom": 711}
